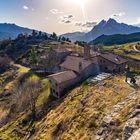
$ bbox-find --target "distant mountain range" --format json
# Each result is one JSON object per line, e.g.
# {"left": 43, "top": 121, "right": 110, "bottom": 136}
{"left": 60, "top": 32, "right": 86, "bottom": 42}
{"left": 0, "top": 23, "right": 33, "bottom": 40}
{"left": 62, "top": 18, "right": 140, "bottom": 42}
{"left": 89, "top": 32, "right": 140, "bottom": 46}
{"left": 1, "top": 18, "right": 140, "bottom": 43}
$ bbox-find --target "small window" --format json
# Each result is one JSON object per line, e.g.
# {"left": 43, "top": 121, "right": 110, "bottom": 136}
{"left": 55, "top": 83, "right": 58, "bottom": 86}
{"left": 119, "top": 67, "right": 121, "bottom": 72}
{"left": 105, "top": 67, "right": 108, "bottom": 70}
{"left": 50, "top": 88, "right": 53, "bottom": 93}
{"left": 53, "top": 89, "right": 55, "bottom": 93}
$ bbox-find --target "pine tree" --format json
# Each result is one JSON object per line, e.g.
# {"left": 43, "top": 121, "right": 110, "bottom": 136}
{"left": 29, "top": 48, "right": 38, "bottom": 66}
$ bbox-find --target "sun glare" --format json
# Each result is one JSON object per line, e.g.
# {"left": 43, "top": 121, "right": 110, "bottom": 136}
{"left": 74, "top": 0, "right": 86, "bottom": 5}
{"left": 67, "top": 0, "right": 87, "bottom": 21}
{"left": 67, "top": 0, "right": 86, "bottom": 6}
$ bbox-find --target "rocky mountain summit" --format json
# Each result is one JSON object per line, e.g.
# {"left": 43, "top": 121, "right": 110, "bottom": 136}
{"left": 63, "top": 19, "right": 140, "bottom": 42}
{"left": 81, "top": 18, "right": 140, "bottom": 42}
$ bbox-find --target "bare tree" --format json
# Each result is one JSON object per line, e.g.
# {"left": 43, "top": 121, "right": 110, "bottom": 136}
{"left": 12, "top": 76, "right": 41, "bottom": 121}
{"left": 25, "top": 79, "right": 41, "bottom": 121}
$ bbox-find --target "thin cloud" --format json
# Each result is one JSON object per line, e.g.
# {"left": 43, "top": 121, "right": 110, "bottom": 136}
{"left": 82, "top": 21, "right": 97, "bottom": 28}
{"left": 133, "top": 17, "right": 140, "bottom": 27}
{"left": 59, "top": 14, "right": 74, "bottom": 24}
{"left": 136, "top": 23, "right": 140, "bottom": 27}
{"left": 75, "top": 21, "right": 97, "bottom": 28}
{"left": 75, "top": 22, "right": 82, "bottom": 26}
{"left": 110, "top": 12, "right": 126, "bottom": 18}
{"left": 23, "top": 5, "right": 29, "bottom": 10}
{"left": 62, "top": 20, "right": 71, "bottom": 24}
{"left": 63, "top": 15, "right": 74, "bottom": 19}
{"left": 50, "top": 9, "right": 63, "bottom": 14}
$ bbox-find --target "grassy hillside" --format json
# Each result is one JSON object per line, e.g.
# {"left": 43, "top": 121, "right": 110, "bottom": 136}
{"left": 0, "top": 75, "right": 140, "bottom": 140}
{"left": 100, "top": 43, "right": 140, "bottom": 59}
{"left": 19, "top": 41, "right": 83, "bottom": 67}
{"left": 0, "top": 40, "right": 140, "bottom": 139}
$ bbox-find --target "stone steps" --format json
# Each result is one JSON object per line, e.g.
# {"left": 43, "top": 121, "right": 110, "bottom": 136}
{"left": 86, "top": 73, "right": 112, "bottom": 83}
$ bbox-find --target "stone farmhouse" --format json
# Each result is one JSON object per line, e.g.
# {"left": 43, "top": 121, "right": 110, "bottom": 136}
{"left": 48, "top": 45, "right": 127, "bottom": 98}
{"left": 99, "top": 53, "right": 127, "bottom": 73}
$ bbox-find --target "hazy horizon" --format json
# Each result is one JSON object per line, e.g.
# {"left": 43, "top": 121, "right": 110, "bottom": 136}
{"left": 1, "top": 0, "right": 140, "bottom": 34}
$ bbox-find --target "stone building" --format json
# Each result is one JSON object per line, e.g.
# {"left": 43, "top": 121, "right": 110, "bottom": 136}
{"left": 98, "top": 53, "right": 127, "bottom": 73}
{"left": 48, "top": 45, "right": 127, "bottom": 98}
{"left": 48, "top": 55, "right": 99, "bottom": 98}
{"left": 48, "top": 71, "right": 78, "bottom": 98}
{"left": 60, "top": 55, "right": 98, "bottom": 78}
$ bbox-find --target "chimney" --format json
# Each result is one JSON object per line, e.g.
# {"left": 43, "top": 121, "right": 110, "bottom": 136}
{"left": 84, "top": 45, "right": 91, "bottom": 59}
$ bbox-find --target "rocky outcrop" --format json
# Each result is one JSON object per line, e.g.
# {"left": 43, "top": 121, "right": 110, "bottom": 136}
{"left": 96, "top": 91, "right": 140, "bottom": 140}
{"left": 128, "top": 128, "right": 140, "bottom": 140}
{"left": 123, "top": 103, "right": 140, "bottom": 140}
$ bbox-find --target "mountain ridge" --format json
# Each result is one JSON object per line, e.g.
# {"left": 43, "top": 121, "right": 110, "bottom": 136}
{"left": 80, "top": 18, "right": 140, "bottom": 42}
{"left": 1, "top": 18, "right": 140, "bottom": 43}
{"left": 60, "top": 31, "right": 86, "bottom": 42}
{"left": 0, "top": 23, "right": 33, "bottom": 40}
{"left": 62, "top": 18, "right": 140, "bottom": 42}
{"left": 89, "top": 32, "right": 140, "bottom": 46}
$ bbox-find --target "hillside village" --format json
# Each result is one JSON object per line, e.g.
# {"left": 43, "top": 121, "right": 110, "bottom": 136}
{"left": 47, "top": 45, "right": 127, "bottom": 98}
{"left": 0, "top": 31, "right": 140, "bottom": 140}
{"left": 1, "top": 0, "right": 140, "bottom": 138}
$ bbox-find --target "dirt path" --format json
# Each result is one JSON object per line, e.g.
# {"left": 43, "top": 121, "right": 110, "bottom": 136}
{"left": 13, "top": 63, "right": 30, "bottom": 74}
{"left": 13, "top": 63, "right": 29, "bottom": 69}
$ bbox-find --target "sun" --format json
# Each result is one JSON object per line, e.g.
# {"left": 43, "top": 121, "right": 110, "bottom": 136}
{"left": 73, "top": 0, "right": 86, "bottom": 5}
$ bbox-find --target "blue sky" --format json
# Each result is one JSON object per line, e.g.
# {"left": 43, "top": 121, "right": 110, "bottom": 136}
{"left": 0, "top": 0, "right": 140, "bottom": 34}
